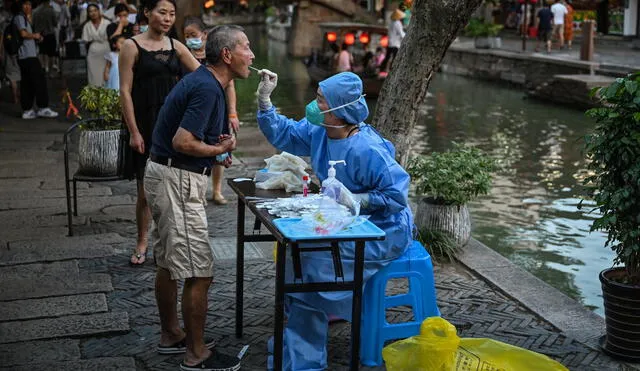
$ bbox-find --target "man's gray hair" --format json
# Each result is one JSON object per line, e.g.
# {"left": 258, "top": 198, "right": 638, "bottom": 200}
{"left": 205, "top": 25, "right": 245, "bottom": 66}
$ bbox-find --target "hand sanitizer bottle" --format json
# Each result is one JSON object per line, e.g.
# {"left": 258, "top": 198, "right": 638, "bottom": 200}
{"left": 321, "top": 160, "right": 347, "bottom": 202}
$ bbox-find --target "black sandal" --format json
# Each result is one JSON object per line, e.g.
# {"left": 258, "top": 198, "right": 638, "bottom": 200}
{"left": 157, "top": 337, "right": 217, "bottom": 355}
{"left": 129, "top": 250, "right": 147, "bottom": 266}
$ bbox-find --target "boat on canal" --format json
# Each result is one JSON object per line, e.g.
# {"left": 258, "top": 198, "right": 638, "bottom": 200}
{"left": 304, "top": 22, "right": 389, "bottom": 98}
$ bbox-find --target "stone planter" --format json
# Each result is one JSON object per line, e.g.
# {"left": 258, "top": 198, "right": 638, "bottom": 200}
{"left": 415, "top": 198, "right": 471, "bottom": 248}
{"left": 78, "top": 129, "right": 121, "bottom": 177}
{"left": 474, "top": 36, "right": 502, "bottom": 49}
{"left": 599, "top": 267, "right": 640, "bottom": 362}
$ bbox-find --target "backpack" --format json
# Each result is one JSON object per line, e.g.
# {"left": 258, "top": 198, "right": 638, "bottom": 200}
{"left": 3, "top": 16, "right": 23, "bottom": 56}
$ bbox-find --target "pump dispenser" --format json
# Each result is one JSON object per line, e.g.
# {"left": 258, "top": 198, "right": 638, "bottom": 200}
{"left": 321, "top": 160, "right": 354, "bottom": 209}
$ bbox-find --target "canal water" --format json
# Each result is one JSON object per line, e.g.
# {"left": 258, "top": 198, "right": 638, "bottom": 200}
{"left": 236, "top": 27, "right": 612, "bottom": 316}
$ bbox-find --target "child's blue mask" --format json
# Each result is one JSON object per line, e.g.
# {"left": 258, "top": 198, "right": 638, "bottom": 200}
{"left": 186, "top": 37, "right": 203, "bottom": 50}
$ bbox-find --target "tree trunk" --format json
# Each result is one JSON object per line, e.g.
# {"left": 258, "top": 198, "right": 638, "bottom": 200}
{"left": 175, "top": 0, "right": 204, "bottom": 40}
{"left": 372, "top": 0, "right": 483, "bottom": 166}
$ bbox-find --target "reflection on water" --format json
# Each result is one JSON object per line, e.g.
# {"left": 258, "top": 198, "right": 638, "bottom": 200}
{"left": 416, "top": 75, "right": 611, "bottom": 316}
{"left": 235, "top": 27, "right": 611, "bottom": 316}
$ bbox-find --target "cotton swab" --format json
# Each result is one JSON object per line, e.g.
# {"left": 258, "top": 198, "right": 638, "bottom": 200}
{"left": 249, "top": 66, "right": 263, "bottom": 73}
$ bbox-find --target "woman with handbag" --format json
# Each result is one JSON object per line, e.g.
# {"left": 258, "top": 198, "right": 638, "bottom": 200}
{"left": 119, "top": 0, "right": 200, "bottom": 265}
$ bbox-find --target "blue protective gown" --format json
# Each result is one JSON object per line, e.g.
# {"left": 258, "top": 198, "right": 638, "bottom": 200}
{"left": 258, "top": 106, "right": 414, "bottom": 371}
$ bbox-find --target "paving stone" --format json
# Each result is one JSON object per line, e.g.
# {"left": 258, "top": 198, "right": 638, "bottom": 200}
{"left": 211, "top": 237, "right": 265, "bottom": 261}
{"left": 0, "top": 273, "right": 112, "bottom": 301}
{"left": 0, "top": 226, "right": 68, "bottom": 241}
{"left": 3, "top": 214, "right": 87, "bottom": 228}
{"left": 0, "top": 167, "right": 66, "bottom": 179}
{"left": 0, "top": 294, "right": 108, "bottom": 321}
{"left": 0, "top": 339, "right": 80, "bottom": 366}
{"left": 0, "top": 357, "right": 136, "bottom": 371}
{"left": 0, "top": 195, "right": 133, "bottom": 212}
{"left": 0, "top": 312, "right": 130, "bottom": 344}
{"left": 1, "top": 233, "right": 125, "bottom": 265}
{"left": 0, "top": 187, "right": 112, "bottom": 200}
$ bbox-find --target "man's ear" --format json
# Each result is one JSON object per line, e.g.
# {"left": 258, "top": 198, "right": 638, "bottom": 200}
{"left": 222, "top": 47, "right": 232, "bottom": 64}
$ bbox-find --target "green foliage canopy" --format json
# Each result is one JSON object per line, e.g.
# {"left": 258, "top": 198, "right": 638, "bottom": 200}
{"left": 582, "top": 73, "right": 640, "bottom": 280}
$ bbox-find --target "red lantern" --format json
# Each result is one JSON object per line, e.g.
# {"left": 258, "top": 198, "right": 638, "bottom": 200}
{"left": 380, "top": 35, "right": 389, "bottom": 48}
{"left": 359, "top": 32, "right": 370, "bottom": 44}
{"left": 344, "top": 33, "right": 355, "bottom": 46}
{"left": 326, "top": 32, "right": 337, "bottom": 43}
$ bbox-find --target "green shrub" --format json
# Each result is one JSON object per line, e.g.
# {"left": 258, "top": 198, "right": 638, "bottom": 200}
{"left": 464, "top": 17, "right": 503, "bottom": 37}
{"left": 581, "top": 72, "right": 640, "bottom": 282}
{"left": 408, "top": 144, "right": 496, "bottom": 206}
{"left": 77, "top": 85, "right": 121, "bottom": 130}
{"left": 417, "top": 229, "right": 458, "bottom": 263}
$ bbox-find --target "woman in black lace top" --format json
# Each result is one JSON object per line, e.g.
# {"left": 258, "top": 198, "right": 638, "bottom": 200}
{"left": 119, "top": 0, "right": 200, "bottom": 265}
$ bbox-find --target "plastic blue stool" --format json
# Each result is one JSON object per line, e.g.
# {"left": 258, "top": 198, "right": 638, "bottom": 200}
{"left": 360, "top": 240, "right": 441, "bottom": 367}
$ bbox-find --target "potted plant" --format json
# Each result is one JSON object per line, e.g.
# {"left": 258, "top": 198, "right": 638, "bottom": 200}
{"left": 76, "top": 85, "right": 122, "bottom": 177}
{"left": 581, "top": 73, "right": 640, "bottom": 362}
{"left": 464, "top": 17, "right": 503, "bottom": 49}
{"left": 408, "top": 144, "right": 495, "bottom": 248}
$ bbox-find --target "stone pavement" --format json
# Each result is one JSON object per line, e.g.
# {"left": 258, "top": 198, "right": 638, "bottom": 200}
{"left": 456, "top": 35, "right": 640, "bottom": 71}
{"left": 0, "top": 110, "right": 638, "bottom": 371}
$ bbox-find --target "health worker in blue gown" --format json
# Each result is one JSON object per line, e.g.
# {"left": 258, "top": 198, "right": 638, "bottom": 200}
{"left": 256, "top": 70, "right": 415, "bottom": 371}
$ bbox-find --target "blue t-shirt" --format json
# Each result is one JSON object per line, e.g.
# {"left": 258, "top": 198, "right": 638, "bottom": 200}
{"left": 151, "top": 65, "right": 228, "bottom": 169}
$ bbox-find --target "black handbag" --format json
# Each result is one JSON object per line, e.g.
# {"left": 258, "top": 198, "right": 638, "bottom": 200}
{"left": 118, "top": 124, "right": 135, "bottom": 180}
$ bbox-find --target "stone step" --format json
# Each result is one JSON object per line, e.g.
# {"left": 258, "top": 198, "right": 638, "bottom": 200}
{"left": 0, "top": 195, "right": 134, "bottom": 212}
{"left": 0, "top": 273, "right": 112, "bottom": 301}
{"left": 0, "top": 339, "right": 81, "bottom": 367}
{"left": 0, "top": 357, "right": 136, "bottom": 371}
{"left": 0, "top": 260, "right": 79, "bottom": 280}
{"left": 0, "top": 294, "right": 108, "bottom": 321}
{"left": 0, "top": 150, "right": 63, "bottom": 162}
{"left": 1, "top": 233, "right": 125, "bottom": 266}
{"left": 0, "top": 187, "right": 112, "bottom": 200}
{"left": 0, "top": 312, "right": 130, "bottom": 344}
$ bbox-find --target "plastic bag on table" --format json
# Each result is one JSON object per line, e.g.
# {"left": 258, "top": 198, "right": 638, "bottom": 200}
{"left": 291, "top": 197, "right": 367, "bottom": 236}
{"left": 263, "top": 151, "right": 309, "bottom": 178}
{"left": 382, "top": 317, "right": 569, "bottom": 371}
{"left": 256, "top": 171, "right": 305, "bottom": 193}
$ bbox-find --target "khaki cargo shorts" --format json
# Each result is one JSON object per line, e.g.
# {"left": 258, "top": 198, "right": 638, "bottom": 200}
{"left": 144, "top": 160, "right": 213, "bottom": 280}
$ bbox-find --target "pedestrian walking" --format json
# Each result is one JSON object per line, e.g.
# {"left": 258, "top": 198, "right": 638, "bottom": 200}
{"left": 379, "top": 8, "right": 405, "bottom": 75}
{"left": 105, "top": 3, "right": 133, "bottom": 41}
{"left": 13, "top": 0, "right": 57, "bottom": 119}
{"left": 551, "top": 0, "right": 567, "bottom": 48}
{"left": 563, "top": 0, "right": 574, "bottom": 50}
{"left": 536, "top": 3, "right": 553, "bottom": 53}
{"left": 119, "top": 0, "right": 201, "bottom": 266}
{"left": 32, "top": 0, "right": 58, "bottom": 74}
{"left": 181, "top": 16, "right": 240, "bottom": 205}
{"left": 81, "top": 3, "right": 109, "bottom": 86}
{"left": 0, "top": 1, "right": 21, "bottom": 105}
{"left": 144, "top": 24, "right": 253, "bottom": 371}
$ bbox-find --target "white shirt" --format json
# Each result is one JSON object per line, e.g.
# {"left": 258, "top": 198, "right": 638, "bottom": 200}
{"left": 551, "top": 3, "right": 567, "bottom": 25}
{"left": 388, "top": 20, "right": 405, "bottom": 48}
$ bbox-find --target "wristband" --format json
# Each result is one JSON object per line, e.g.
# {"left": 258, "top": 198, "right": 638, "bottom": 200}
{"left": 228, "top": 113, "right": 238, "bottom": 119}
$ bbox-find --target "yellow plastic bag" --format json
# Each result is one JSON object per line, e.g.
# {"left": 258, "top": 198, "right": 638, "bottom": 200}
{"left": 382, "top": 317, "right": 569, "bottom": 371}
{"left": 382, "top": 317, "right": 460, "bottom": 371}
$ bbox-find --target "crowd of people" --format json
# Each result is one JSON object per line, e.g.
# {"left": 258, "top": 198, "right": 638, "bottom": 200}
{"left": 536, "top": 0, "right": 574, "bottom": 53}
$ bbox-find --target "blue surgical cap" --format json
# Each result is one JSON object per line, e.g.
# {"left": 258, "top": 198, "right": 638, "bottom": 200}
{"left": 319, "top": 72, "right": 369, "bottom": 125}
